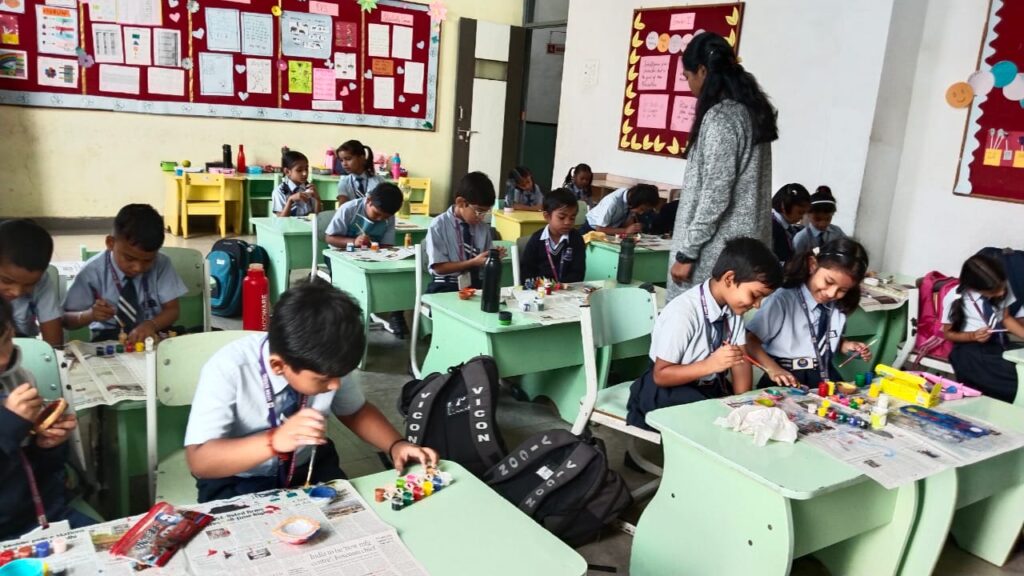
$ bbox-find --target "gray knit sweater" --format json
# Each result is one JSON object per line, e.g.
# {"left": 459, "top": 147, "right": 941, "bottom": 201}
{"left": 667, "top": 99, "right": 773, "bottom": 301}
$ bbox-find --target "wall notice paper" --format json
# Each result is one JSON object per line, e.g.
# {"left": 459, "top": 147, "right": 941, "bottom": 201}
{"left": 91, "top": 23, "right": 122, "bottom": 63}
{"left": 669, "top": 12, "right": 696, "bottom": 31}
{"left": 391, "top": 25, "right": 412, "bottom": 60}
{"left": 64, "top": 341, "right": 147, "bottom": 409}
{"left": 373, "top": 75, "right": 394, "bottom": 109}
{"left": 153, "top": 28, "right": 181, "bottom": 68}
{"left": 98, "top": 63, "right": 139, "bottom": 94}
{"left": 0, "top": 48, "right": 27, "bottom": 79}
{"left": 371, "top": 57, "right": 393, "bottom": 76}
{"left": 119, "top": 0, "right": 160, "bottom": 26}
{"left": 85, "top": 0, "right": 116, "bottom": 22}
{"left": 246, "top": 57, "right": 271, "bottom": 94}
{"left": 37, "top": 55, "right": 77, "bottom": 88}
{"left": 123, "top": 26, "right": 151, "bottom": 66}
{"left": 312, "top": 66, "right": 335, "bottom": 100}
{"left": 0, "top": 0, "right": 24, "bottom": 14}
{"left": 205, "top": 7, "right": 241, "bottom": 53}
{"left": 147, "top": 66, "right": 184, "bottom": 96}
{"left": 637, "top": 93, "right": 668, "bottom": 130}
{"left": 381, "top": 11, "right": 414, "bottom": 26}
{"left": 338, "top": 246, "right": 416, "bottom": 263}
{"left": 1, "top": 14, "right": 20, "bottom": 45}
{"left": 288, "top": 59, "right": 312, "bottom": 93}
{"left": 281, "top": 11, "right": 332, "bottom": 60}
{"left": 505, "top": 286, "right": 588, "bottom": 326}
{"left": 670, "top": 95, "right": 696, "bottom": 133}
{"left": 335, "top": 20, "right": 356, "bottom": 48}
{"left": 309, "top": 0, "right": 339, "bottom": 17}
{"left": 334, "top": 51, "right": 355, "bottom": 80}
{"left": 403, "top": 60, "right": 424, "bottom": 94}
{"left": 638, "top": 55, "right": 670, "bottom": 91}
{"left": 36, "top": 5, "right": 77, "bottom": 56}
{"left": 673, "top": 56, "right": 689, "bottom": 92}
{"left": 0, "top": 482, "right": 427, "bottom": 575}
{"left": 199, "top": 51, "right": 234, "bottom": 96}
{"left": 241, "top": 12, "right": 273, "bottom": 56}
{"left": 367, "top": 23, "right": 389, "bottom": 57}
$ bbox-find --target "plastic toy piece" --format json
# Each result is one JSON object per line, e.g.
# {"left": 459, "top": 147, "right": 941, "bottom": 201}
{"left": 754, "top": 398, "right": 775, "bottom": 407}
{"left": 34, "top": 398, "right": 67, "bottom": 433}
{"left": 874, "top": 364, "right": 941, "bottom": 407}
{"left": 377, "top": 467, "right": 452, "bottom": 511}
{"left": 899, "top": 405, "right": 990, "bottom": 438}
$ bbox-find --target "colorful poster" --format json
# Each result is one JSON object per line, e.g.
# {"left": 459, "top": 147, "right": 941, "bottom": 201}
{"left": 0, "top": 48, "right": 27, "bottom": 79}
{"left": 371, "top": 58, "right": 393, "bottom": 76}
{"left": 123, "top": 26, "right": 152, "bottom": 66}
{"left": 0, "top": 14, "right": 19, "bottom": 44}
{"left": 335, "top": 21, "right": 357, "bottom": 48}
{"left": 36, "top": 5, "right": 77, "bottom": 56}
{"left": 281, "top": 11, "right": 332, "bottom": 59}
{"left": 288, "top": 59, "right": 312, "bottom": 93}
{"left": 313, "top": 67, "right": 335, "bottom": 100}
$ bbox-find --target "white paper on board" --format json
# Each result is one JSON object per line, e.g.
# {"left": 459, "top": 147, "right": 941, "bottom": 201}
{"left": 44, "top": 0, "right": 77, "bottom": 8}
{"left": 37, "top": 56, "right": 78, "bottom": 88}
{"left": 205, "top": 7, "right": 241, "bottom": 53}
{"left": 92, "top": 23, "right": 123, "bottom": 64}
{"left": 334, "top": 52, "right": 355, "bottom": 80}
{"left": 280, "top": 11, "right": 332, "bottom": 60}
{"left": 312, "top": 100, "right": 343, "bottom": 111}
{"left": 153, "top": 28, "right": 181, "bottom": 67}
{"left": 99, "top": 64, "right": 140, "bottom": 94}
{"left": 36, "top": 5, "right": 78, "bottom": 56}
{"left": 373, "top": 76, "right": 394, "bottom": 109}
{"left": 367, "top": 23, "right": 389, "bottom": 58}
{"left": 119, "top": 0, "right": 160, "bottom": 26}
{"left": 246, "top": 57, "right": 271, "bottom": 94}
{"left": 123, "top": 26, "right": 152, "bottom": 66}
{"left": 391, "top": 25, "right": 412, "bottom": 61}
{"left": 148, "top": 67, "right": 185, "bottom": 96}
{"left": 403, "top": 61, "right": 423, "bottom": 95}
{"left": 241, "top": 12, "right": 273, "bottom": 56}
{"left": 86, "top": 0, "right": 116, "bottom": 22}
{"left": 199, "top": 51, "right": 234, "bottom": 96}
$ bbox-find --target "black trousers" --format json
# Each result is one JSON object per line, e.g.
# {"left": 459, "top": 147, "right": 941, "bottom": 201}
{"left": 626, "top": 367, "right": 728, "bottom": 431}
{"left": 950, "top": 341, "right": 1021, "bottom": 404}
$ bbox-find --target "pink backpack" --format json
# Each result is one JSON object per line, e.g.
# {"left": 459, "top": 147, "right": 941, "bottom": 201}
{"left": 912, "top": 271, "right": 959, "bottom": 366}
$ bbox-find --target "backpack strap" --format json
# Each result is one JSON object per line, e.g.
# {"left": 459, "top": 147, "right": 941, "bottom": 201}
{"left": 518, "top": 441, "right": 599, "bottom": 515}
{"left": 486, "top": 429, "right": 579, "bottom": 482}
{"left": 460, "top": 357, "right": 504, "bottom": 467}
{"left": 403, "top": 372, "right": 451, "bottom": 446}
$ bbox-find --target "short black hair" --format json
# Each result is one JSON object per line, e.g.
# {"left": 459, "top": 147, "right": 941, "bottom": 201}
{"left": 771, "top": 183, "right": 810, "bottom": 213}
{"left": 508, "top": 166, "right": 533, "bottom": 182}
{"left": 455, "top": 171, "right": 496, "bottom": 207}
{"left": 281, "top": 150, "right": 308, "bottom": 170}
{"left": 626, "top": 184, "right": 660, "bottom": 209}
{"left": 809, "top": 186, "right": 837, "bottom": 215}
{"left": 268, "top": 280, "right": 365, "bottom": 377}
{"left": 543, "top": 188, "right": 578, "bottom": 214}
{"left": 369, "top": 182, "right": 403, "bottom": 215}
{"left": 0, "top": 219, "right": 53, "bottom": 272}
{"left": 711, "top": 237, "right": 783, "bottom": 289}
{"left": 114, "top": 204, "right": 165, "bottom": 252}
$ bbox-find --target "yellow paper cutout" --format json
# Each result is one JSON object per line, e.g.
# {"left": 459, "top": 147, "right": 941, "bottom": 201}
{"left": 620, "top": 134, "right": 630, "bottom": 149}
{"left": 726, "top": 29, "right": 736, "bottom": 47}
{"left": 653, "top": 135, "right": 665, "bottom": 152}
{"left": 726, "top": 6, "right": 739, "bottom": 26}
{"left": 630, "top": 135, "right": 642, "bottom": 150}
{"left": 625, "top": 82, "right": 636, "bottom": 99}
{"left": 633, "top": 12, "right": 645, "bottom": 31}
{"left": 657, "top": 33, "right": 670, "bottom": 53}
{"left": 983, "top": 149, "right": 1002, "bottom": 166}
{"left": 628, "top": 66, "right": 638, "bottom": 82}
{"left": 629, "top": 49, "right": 639, "bottom": 65}
{"left": 667, "top": 138, "right": 681, "bottom": 155}
{"left": 622, "top": 119, "right": 633, "bottom": 135}
{"left": 624, "top": 101, "right": 635, "bottom": 116}
{"left": 1014, "top": 151, "right": 1024, "bottom": 168}
{"left": 288, "top": 60, "right": 313, "bottom": 94}
{"left": 631, "top": 31, "right": 642, "bottom": 48}
{"left": 642, "top": 134, "right": 654, "bottom": 150}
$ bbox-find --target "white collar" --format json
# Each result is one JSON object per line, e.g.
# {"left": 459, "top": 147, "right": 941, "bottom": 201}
{"left": 772, "top": 210, "right": 791, "bottom": 229}
{"left": 800, "top": 284, "right": 831, "bottom": 312}
{"left": 541, "top": 226, "right": 568, "bottom": 249}
{"left": 700, "top": 279, "right": 730, "bottom": 322}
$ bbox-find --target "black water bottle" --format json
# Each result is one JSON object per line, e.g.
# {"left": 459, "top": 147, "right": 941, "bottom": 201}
{"left": 617, "top": 237, "right": 635, "bottom": 284}
{"left": 222, "top": 144, "right": 233, "bottom": 168}
{"left": 481, "top": 249, "right": 502, "bottom": 313}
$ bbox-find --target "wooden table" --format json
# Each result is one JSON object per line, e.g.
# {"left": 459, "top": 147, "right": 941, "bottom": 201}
{"left": 492, "top": 210, "right": 548, "bottom": 241}
{"left": 584, "top": 240, "right": 671, "bottom": 286}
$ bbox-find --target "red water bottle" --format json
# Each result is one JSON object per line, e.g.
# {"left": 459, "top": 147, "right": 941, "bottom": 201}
{"left": 242, "top": 263, "right": 269, "bottom": 331}
{"left": 236, "top": 144, "right": 247, "bottom": 174}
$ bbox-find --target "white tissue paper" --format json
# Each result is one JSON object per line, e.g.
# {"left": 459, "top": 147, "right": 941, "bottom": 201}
{"left": 714, "top": 405, "right": 798, "bottom": 446}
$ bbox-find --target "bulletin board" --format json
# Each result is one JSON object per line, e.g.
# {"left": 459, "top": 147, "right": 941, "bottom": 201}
{"left": 0, "top": 0, "right": 441, "bottom": 131}
{"left": 617, "top": 3, "right": 743, "bottom": 158}
{"left": 953, "top": 0, "right": 1024, "bottom": 202}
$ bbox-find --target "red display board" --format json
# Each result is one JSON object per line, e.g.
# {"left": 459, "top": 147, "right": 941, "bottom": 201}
{"left": 617, "top": 3, "right": 744, "bottom": 158}
{"left": 954, "top": 0, "right": 1024, "bottom": 202}
{"left": 0, "top": 0, "right": 440, "bottom": 130}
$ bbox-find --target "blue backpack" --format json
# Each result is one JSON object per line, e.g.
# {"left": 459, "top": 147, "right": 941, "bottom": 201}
{"left": 207, "top": 239, "right": 269, "bottom": 317}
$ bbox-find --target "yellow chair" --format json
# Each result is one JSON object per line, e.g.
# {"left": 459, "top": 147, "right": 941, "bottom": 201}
{"left": 398, "top": 177, "right": 432, "bottom": 215}
{"left": 181, "top": 173, "right": 243, "bottom": 238}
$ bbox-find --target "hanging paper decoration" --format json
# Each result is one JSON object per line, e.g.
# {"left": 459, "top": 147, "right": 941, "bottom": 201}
{"left": 357, "top": 0, "right": 378, "bottom": 13}
{"left": 946, "top": 82, "right": 974, "bottom": 109}
{"left": 428, "top": 0, "right": 447, "bottom": 24}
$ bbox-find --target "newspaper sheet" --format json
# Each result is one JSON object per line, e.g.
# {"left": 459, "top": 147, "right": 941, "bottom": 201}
{"left": 859, "top": 283, "right": 914, "bottom": 313}
{"left": 504, "top": 285, "right": 588, "bottom": 326}
{"left": 63, "top": 341, "right": 147, "bottom": 410}
{"left": 594, "top": 235, "right": 673, "bottom": 251}
{"left": 723, "top": 392, "right": 1024, "bottom": 489}
{"left": 0, "top": 481, "right": 428, "bottom": 576}
{"left": 334, "top": 247, "right": 417, "bottom": 263}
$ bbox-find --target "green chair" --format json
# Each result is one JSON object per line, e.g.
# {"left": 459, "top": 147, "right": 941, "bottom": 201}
{"left": 409, "top": 241, "right": 433, "bottom": 379}
{"left": 149, "top": 331, "right": 260, "bottom": 506}
{"left": 571, "top": 286, "right": 662, "bottom": 503}
{"left": 311, "top": 210, "right": 336, "bottom": 282}
{"left": 575, "top": 200, "right": 589, "bottom": 227}
{"left": 14, "top": 337, "right": 62, "bottom": 400}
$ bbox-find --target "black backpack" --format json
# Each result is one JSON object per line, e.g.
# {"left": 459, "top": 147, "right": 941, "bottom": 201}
{"left": 207, "top": 239, "right": 270, "bottom": 317}
{"left": 398, "top": 356, "right": 507, "bottom": 477}
{"left": 483, "top": 429, "right": 633, "bottom": 547}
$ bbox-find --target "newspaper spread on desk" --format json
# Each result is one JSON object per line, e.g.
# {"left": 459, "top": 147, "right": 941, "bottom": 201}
{"left": 334, "top": 246, "right": 417, "bottom": 263}
{"left": 0, "top": 480, "right": 428, "bottom": 575}
{"left": 505, "top": 286, "right": 588, "bottom": 326}
{"left": 723, "top": 393, "right": 1024, "bottom": 489}
{"left": 595, "top": 234, "right": 673, "bottom": 251}
{"left": 858, "top": 282, "right": 914, "bottom": 313}
{"left": 63, "top": 341, "right": 147, "bottom": 410}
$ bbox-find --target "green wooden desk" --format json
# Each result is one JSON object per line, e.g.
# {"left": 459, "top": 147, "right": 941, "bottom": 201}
{"left": 421, "top": 282, "right": 661, "bottom": 421}
{"left": 839, "top": 278, "right": 914, "bottom": 381}
{"left": 350, "top": 461, "right": 586, "bottom": 575}
{"left": 395, "top": 214, "right": 433, "bottom": 246}
{"left": 898, "top": 397, "right": 1024, "bottom": 573}
{"left": 310, "top": 173, "right": 340, "bottom": 210}
{"left": 492, "top": 209, "right": 547, "bottom": 241}
{"left": 632, "top": 392, "right": 919, "bottom": 576}
{"left": 252, "top": 216, "right": 313, "bottom": 304}
{"left": 584, "top": 241, "right": 671, "bottom": 285}
{"left": 243, "top": 173, "right": 282, "bottom": 233}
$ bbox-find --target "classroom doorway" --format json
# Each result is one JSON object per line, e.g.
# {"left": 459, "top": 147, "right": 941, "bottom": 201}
{"left": 449, "top": 19, "right": 527, "bottom": 194}
{"left": 520, "top": 0, "right": 569, "bottom": 191}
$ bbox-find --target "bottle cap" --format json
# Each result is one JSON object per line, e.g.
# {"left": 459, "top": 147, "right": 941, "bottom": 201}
{"left": 249, "top": 263, "right": 264, "bottom": 271}
{"left": 498, "top": 311, "right": 512, "bottom": 325}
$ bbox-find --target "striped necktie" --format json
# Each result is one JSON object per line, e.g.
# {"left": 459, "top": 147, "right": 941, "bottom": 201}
{"left": 116, "top": 278, "right": 141, "bottom": 332}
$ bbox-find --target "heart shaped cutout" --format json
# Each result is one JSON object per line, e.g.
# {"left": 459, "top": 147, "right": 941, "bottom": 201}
{"left": 416, "top": 40, "right": 425, "bottom": 49}
{"left": 398, "top": 95, "right": 406, "bottom": 103}
{"left": 238, "top": 92, "right": 249, "bottom": 101}
{"left": 235, "top": 64, "right": 246, "bottom": 74}
{"left": 168, "top": 0, "right": 179, "bottom": 7}
{"left": 169, "top": 12, "right": 180, "bottom": 22}
{"left": 192, "top": 28, "right": 205, "bottom": 40}
{"left": 340, "top": 87, "right": 350, "bottom": 96}
{"left": 363, "top": 70, "right": 373, "bottom": 79}
{"left": 397, "top": 66, "right": 404, "bottom": 75}
{"left": 411, "top": 104, "right": 420, "bottom": 113}
{"left": 283, "top": 93, "right": 290, "bottom": 101}
{"left": 348, "top": 82, "right": 357, "bottom": 90}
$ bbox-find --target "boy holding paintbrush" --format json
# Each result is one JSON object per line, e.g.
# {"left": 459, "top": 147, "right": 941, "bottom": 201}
{"left": 325, "top": 183, "right": 404, "bottom": 249}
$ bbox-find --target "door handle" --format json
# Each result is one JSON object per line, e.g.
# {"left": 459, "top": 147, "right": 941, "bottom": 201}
{"left": 457, "top": 128, "right": 478, "bottom": 141}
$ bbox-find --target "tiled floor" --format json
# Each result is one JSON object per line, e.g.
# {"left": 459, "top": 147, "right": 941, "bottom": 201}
{"left": 50, "top": 229, "right": 1024, "bottom": 575}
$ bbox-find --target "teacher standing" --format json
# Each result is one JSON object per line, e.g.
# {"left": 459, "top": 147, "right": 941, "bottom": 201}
{"left": 667, "top": 32, "right": 778, "bottom": 300}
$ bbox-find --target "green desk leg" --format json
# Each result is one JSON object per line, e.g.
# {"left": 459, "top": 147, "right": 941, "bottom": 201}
{"left": 330, "top": 265, "right": 415, "bottom": 370}
{"left": 258, "top": 230, "right": 312, "bottom": 304}
{"left": 949, "top": 450, "right": 1024, "bottom": 566}
{"left": 899, "top": 469, "right": 958, "bottom": 575}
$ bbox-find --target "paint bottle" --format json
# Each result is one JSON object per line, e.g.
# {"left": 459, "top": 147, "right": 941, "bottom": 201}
{"left": 404, "top": 233, "right": 413, "bottom": 248}
{"left": 480, "top": 249, "right": 502, "bottom": 313}
{"left": 617, "top": 237, "right": 635, "bottom": 284}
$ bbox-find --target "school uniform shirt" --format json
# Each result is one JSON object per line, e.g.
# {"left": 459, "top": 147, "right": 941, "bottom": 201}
{"left": 520, "top": 226, "right": 586, "bottom": 284}
{"left": 336, "top": 172, "right": 383, "bottom": 200}
{"left": 770, "top": 210, "right": 800, "bottom": 264}
{"left": 792, "top": 224, "right": 846, "bottom": 254}
{"left": 505, "top": 182, "right": 543, "bottom": 208}
{"left": 62, "top": 251, "right": 188, "bottom": 333}
{"left": 566, "top": 183, "right": 594, "bottom": 207}
{"left": 586, "top": 187, "right": 630, "bottom": 229}
{"left": 325, "top": 198, "right": 396, "bottom": 245}
{"left": 747, "top": 285, "right": 845, "bottom": 365}
{"left": 272, "top": 179, "right": 316, "bottom": 217}
{"left": 941, "top": 288, "right": 1022, "bottom": 332}
{"left": 426, "top": 206, "right": 493, "bottom": 283}
{"left": 10, "top": 271, "right": 60, "bottom": 338}
{"left": 183, "top": 334, "right": 366, "bottom": 478}
{"left": 649, "top": 279, "right": 746, "bottom": 383}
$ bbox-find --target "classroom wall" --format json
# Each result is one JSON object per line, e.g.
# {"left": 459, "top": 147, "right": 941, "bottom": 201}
{"left": 553, "top": 0, "right": 894, "bottom": 233}
{"left": 857, "top": 0, "right": 1024, "bottom": 277}
{"left": 0, "top": 0, "right": 523, "bottom": 219}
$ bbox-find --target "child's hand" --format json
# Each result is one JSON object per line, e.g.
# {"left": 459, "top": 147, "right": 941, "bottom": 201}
{"left": 471, "top": 252, "right": 489, "bottom": 267}
{"left": 707, "top": 344, "right": 744, "bottom": 374}
{"left": 389, "top": 440, "right": 438, "bottom": 473}
{"left": 35, "top": 413, "right": 77, "bottom": 449}
{"left": 495, "top": 246, "right": 508, "bottom": 260}
{"left": 289, "top": 191, "right": 306, "bottom": 203}
{"left": 841, "top": 340, "right": 873, "bottom": 361}
{"left": 670, "top": 262, "right": 694, "bottom": 285}
{"left": 767, "top": 370, "right": 799, "bottom": 387}
{"left": 127, "top": 321, "right": 158, "bottom": 348}
{"left": 271, "top": 408, "right": 326, "bottom": 453}
{"left": 305, "top": 184, "right": 317, "bottom": 199}
{"left": 354, "top": 234, "right": 372, "bottom": 248}
{"left": 972, "top": 327, "right": 991, "bottom": 343}
{"left": 624, "top": 223, "right": 643, "bottom": 235}
{"left": 92, "top": 298, "right": 116, "bottom": 322}
{"left": 3, "top": 383, "right": 42, "bottom": 422}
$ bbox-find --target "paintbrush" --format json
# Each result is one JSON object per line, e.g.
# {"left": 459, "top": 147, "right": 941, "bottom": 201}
{"left": 837, "top": 337, "right": 879, "bottom": 368}
{"left": 304, "top": 445, "right": 318, "bottom": 488}
{"left": 743, "top": 354, "right": 768, "bottom": 371}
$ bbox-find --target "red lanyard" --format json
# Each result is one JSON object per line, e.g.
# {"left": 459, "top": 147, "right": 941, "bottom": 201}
{"left": 18, "top": 449, "right": 48, "bottom": 530}
{"left": 259, "top": 339, "right": 308, "bottom": 488}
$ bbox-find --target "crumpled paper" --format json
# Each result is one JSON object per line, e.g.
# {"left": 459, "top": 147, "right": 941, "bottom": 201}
{"left": 714, "top": 405, "right": 798, "bottom": 446}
